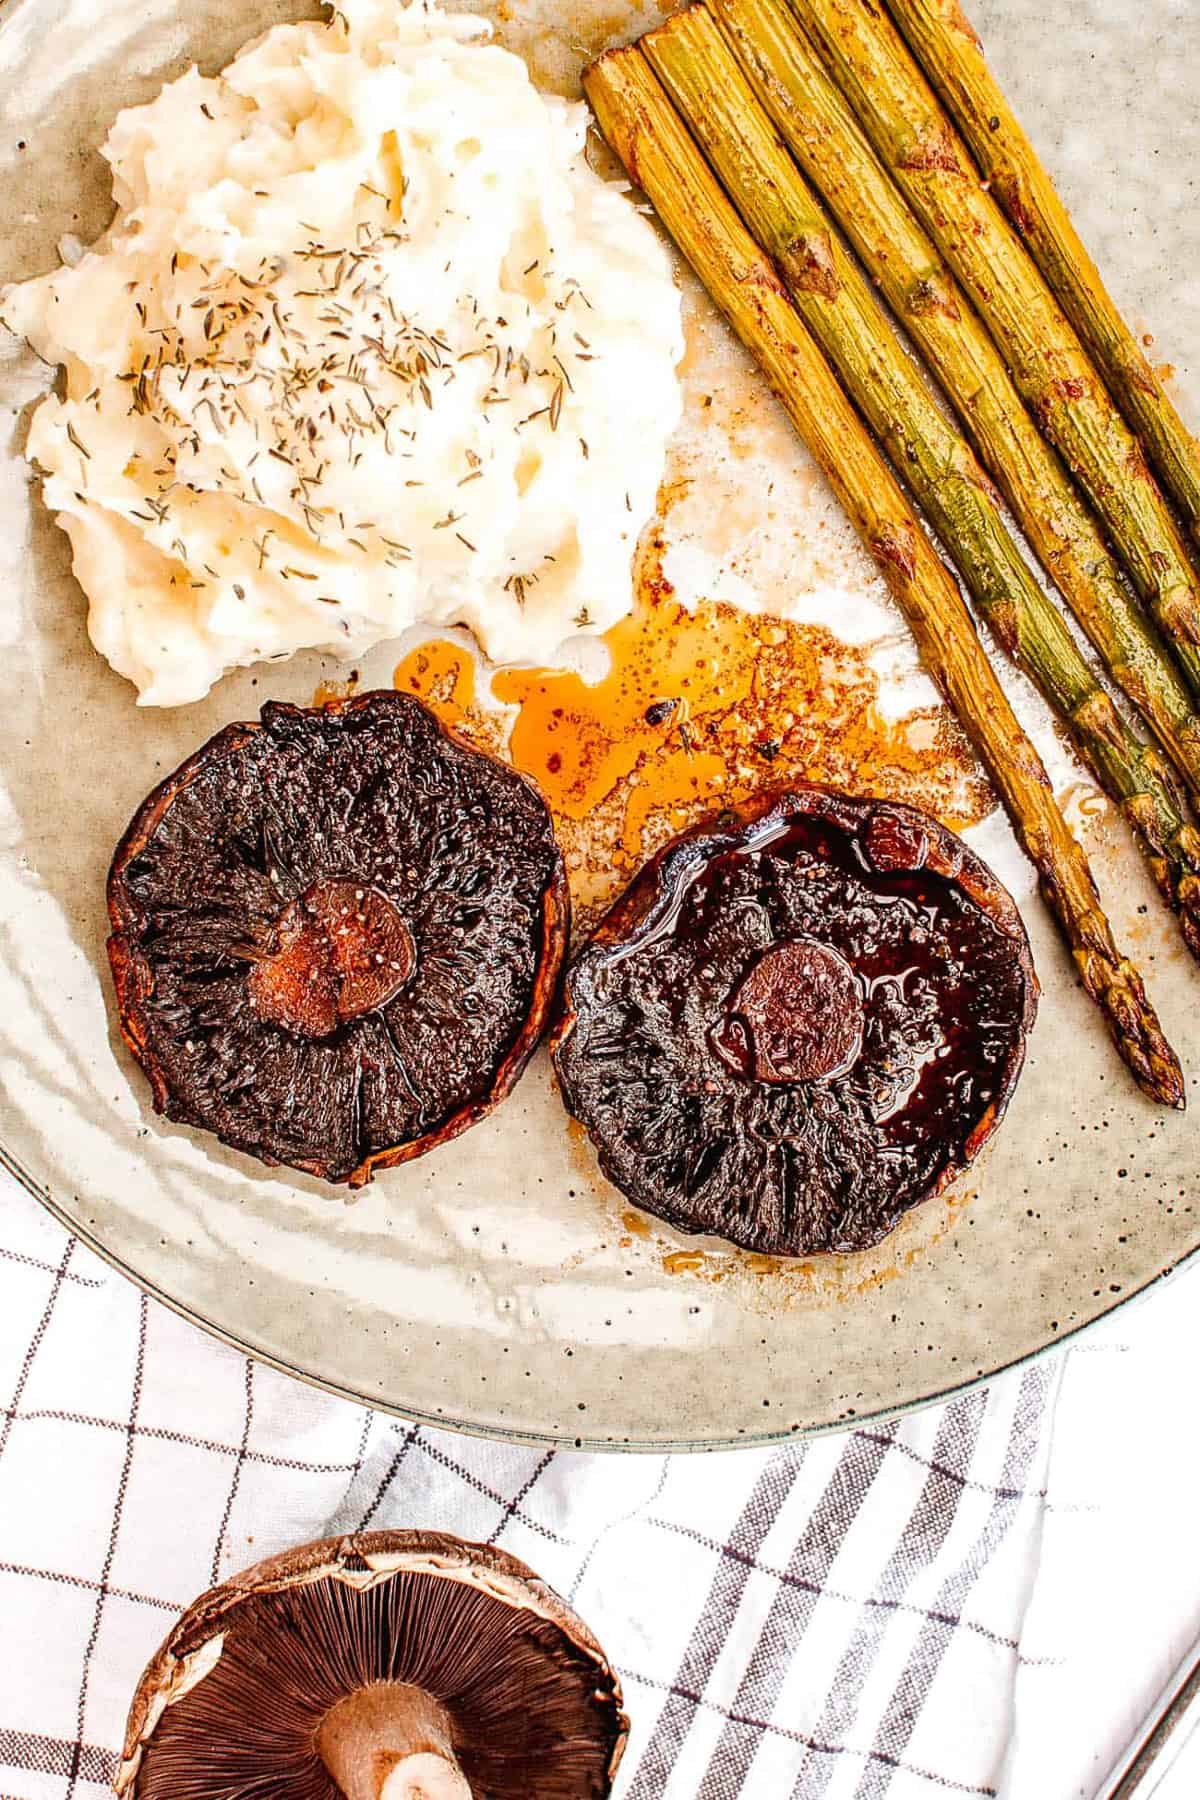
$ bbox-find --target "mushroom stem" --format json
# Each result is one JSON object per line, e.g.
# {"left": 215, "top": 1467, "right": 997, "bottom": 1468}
{"left": 380, "top": 1754, "right": 472, "bottom": 1800}
{"left": 318, "top": 1681, "right": 470, "bottom": 1800}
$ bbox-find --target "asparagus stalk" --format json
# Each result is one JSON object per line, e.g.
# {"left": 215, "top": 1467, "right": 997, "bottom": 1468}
{"left": 642, "top": 4, "right": 1200, "bottom": 962}
{"left": 707, "top": 0, "right": 1200, "bottom": 803}
{"left": 789, "top": 0, "right": 1200, "bottom": 703}
{"left": 583, "top": 43, "right": 1184, "bottom": 1107}
{"left": 887, "top": 0, "right": 1200, "bottom": 549}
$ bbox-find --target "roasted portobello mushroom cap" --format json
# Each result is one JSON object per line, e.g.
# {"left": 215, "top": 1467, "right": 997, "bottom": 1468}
{"left": 108, "top": 691, "right": 568, "bottom": 1185}
{"left": 552, "top": 785, "right": 1037, "bottom": 1255}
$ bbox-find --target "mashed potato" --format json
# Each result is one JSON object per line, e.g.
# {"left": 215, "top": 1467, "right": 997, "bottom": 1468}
{"left": 2, "top": 0, "right": 683, "bottom": 704}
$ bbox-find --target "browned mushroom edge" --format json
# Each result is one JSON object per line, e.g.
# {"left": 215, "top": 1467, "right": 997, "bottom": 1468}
{"left": 116, "top": 1529, "right": 628, "bottom": 1800}
{"left": 550, "top": 782, "right": 1039, "bottom": 1255}
{"left": 106, "top": 692, "right": 570, "bottom": 1188}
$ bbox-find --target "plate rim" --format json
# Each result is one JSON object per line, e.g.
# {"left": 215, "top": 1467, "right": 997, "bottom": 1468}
{"left": 4, "top": 0, "right": 1199, "bottom": 1453}
{"left": 5, "top": 1130, "right": 1192, "bottom": 1452}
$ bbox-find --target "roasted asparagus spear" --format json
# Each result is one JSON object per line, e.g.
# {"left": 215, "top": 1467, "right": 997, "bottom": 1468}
{"left": 583, "top": 42, "right": 1184, "bottom": 1106}
{"left": 642, "top": 4, "right": 1200, "bottom": 959}
{"left": 792, "top": 0, "right": 1200, "bottom": 701}
{"left": 887, "top": 0, "right": 1200, "bottom": 548}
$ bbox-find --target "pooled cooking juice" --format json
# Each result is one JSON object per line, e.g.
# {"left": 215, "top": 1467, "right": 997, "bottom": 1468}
{"left": 395, "top": 557, "right": 990, "bottom": 931}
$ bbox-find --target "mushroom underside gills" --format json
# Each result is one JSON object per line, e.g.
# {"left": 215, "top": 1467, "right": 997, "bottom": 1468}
{"left": 122, "top": 1541, "right": 627, "bottom": 1800}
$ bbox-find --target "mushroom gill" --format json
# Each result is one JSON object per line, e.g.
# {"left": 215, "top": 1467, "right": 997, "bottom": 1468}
{"left": 117, "top": 1533, "right": 627, "bottom": 1800}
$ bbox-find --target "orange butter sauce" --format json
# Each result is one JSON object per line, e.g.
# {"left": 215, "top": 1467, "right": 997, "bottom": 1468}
{"left": 393, "top": 542, "right": 988, "bottom": 933}
{"left": 312, "top": 675, "right": 362, "bottom": 709}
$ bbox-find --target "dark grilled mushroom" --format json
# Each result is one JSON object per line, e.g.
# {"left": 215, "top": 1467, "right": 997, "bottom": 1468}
{"left": 552, "top": 784, "right": 1037, "bottom": 1255}
{"left": 107, "top": 692, "right": 568, "bottom": 1185}
{"left": 115, "top": 1530, "right": 627, "bottom": 1799}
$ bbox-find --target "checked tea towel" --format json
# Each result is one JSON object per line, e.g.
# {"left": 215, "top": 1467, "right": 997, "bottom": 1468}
{"left": 2, "top": 1161, "right": 1187, "bottom": 1800}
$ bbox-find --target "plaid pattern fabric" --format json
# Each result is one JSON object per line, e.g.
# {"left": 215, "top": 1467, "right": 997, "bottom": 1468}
{"left": 0, "top": 1172, "right": 1058, "bottom": 1800}
{"left": 1005, "top": 1273, "right": 1200, "bottom": 1799}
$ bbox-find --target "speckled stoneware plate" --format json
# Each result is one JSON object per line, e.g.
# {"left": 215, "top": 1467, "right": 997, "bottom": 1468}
{"left": 2, "top": 0, "right": 1198, "bottom": 1449}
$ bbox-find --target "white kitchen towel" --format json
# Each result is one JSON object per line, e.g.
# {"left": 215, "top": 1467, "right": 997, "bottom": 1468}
{"left": 1002, "top": 1259, "right": 1200, "bottom": 1800}
{"left": 0, "top": 1168, "right": 1064, "bottom": 1800}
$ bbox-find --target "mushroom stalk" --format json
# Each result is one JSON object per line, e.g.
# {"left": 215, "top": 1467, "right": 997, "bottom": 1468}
{"left": 381, "top": 1756, "right": 472, "bottom": 1800}
{"left": 318, "top": 1682, "right": 471, "bottom": 1800}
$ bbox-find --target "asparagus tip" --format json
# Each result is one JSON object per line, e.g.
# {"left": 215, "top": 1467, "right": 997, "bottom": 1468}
{"left": 1178, "top": 882, "right": 1200, "bottom": 967}
{"left": 1119, "top": 963, "right": 1186, "bottom": 1109}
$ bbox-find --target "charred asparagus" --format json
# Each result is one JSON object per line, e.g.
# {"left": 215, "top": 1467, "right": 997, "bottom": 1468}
{"left": 792, "top": 0, "right": 1200, "bottom": 701}
{"left": 708, "top": 0, "right": 1200, "bottom": 798}
{"left": 887, "top": 0, "right": 1200, "bottom": 548}
{"left": 643, "top": 3, "right": 1200, "bottom": 958}
{"left": 583, "top": 42, "right": 1184, "bottom": 1106}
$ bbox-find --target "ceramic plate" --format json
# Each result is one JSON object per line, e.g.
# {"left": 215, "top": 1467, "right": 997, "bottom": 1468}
{"left": 2, "top": 0, "right": 1198, "bottom": 1448}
